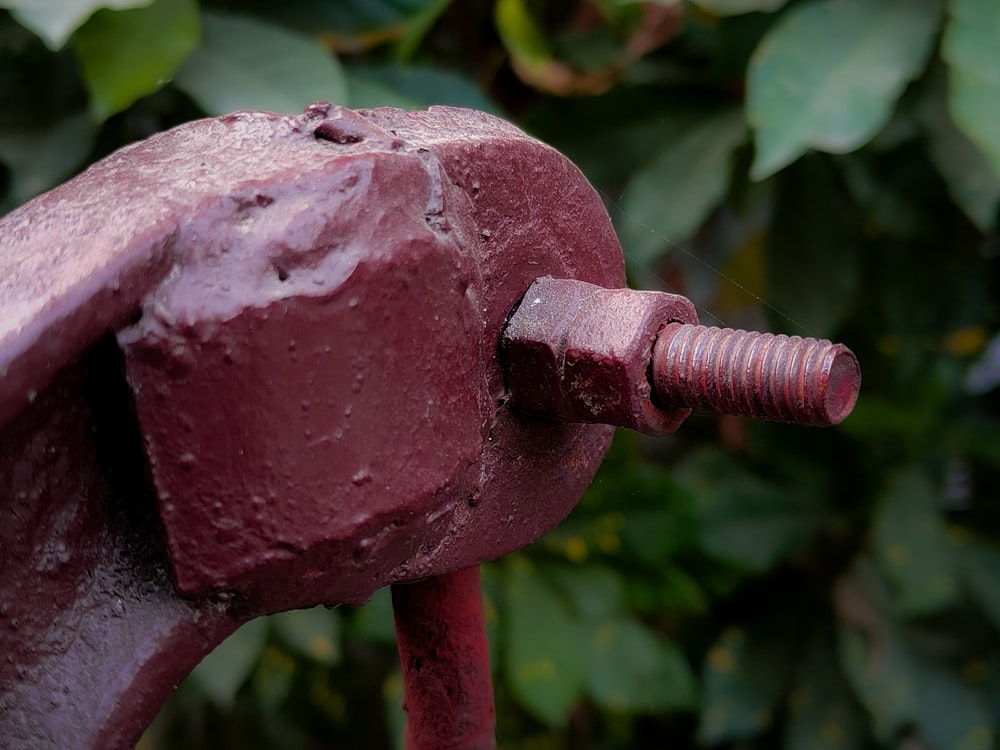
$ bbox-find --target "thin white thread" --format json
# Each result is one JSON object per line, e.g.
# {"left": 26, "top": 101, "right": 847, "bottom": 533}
{"left": 599, "top": 182, "right": 815, "bottom": 338}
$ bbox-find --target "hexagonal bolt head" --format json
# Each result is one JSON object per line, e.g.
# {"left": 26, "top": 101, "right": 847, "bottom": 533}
{"left": 501, "top": 277, "right": 861, "bottom": 433}
{"left": 501, "top": 276, "right": 699, "bottom": 435}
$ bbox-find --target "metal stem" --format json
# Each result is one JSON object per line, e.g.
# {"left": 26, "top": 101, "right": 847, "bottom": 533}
{"left": 392, "top": 567, "right": 496, "bottom": 750}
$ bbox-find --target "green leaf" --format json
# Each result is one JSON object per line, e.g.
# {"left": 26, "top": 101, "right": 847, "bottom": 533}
{"left": 494, "top": 0, "right": 552, "bottom": 72}
{"left": 2, "top": 0, "right": 152, "bottom": 50}
{"left": 229, "top": 0, "right": 431, "bottom": 38}
{"left": 910, "top": 655, "right": 994, "bottom": 750}
{"left": 658, "top": 566, "right": 709, "bottom": 615}
{"left": 693, "top": 0, "right": 788, "bottom": 15}
{"left": 766, "top": 155, "right": 859, "bottom": 337}
{"left": 545, "top": 564, "right": 627, "bottom": 620}
{"left": 383, "top": 670, "right": 407, "bottom": 750}
{"left": 174, "top": 12, "right": 346, "bottom": 117}
{"left": 698, "top": 624, "right": 796, "bottom": 743}
{"left": 347, "top": 586, "right": 397, "bottom": 646}
{"left": 918, "top": 62, "right": 1000, "bottom": 233}
{"left": 271, "top": 606, "right": 341, "bottom": 666}
{"left": 479, "top": 563, "right": 504, "bottom": 670}
{"left": 250, "top": 644, "right": 296, "bottom": 712}
{"left": 784, "top": 627, "right": 868, "bottom": 750}
{"left": 71, "top": 0, "right": 199, "bottom": 120}
{"left": 953, "top": 533, "right": 1000, "bottom": 636}
{"left": 344, "top": 63, "right": 497, "bottom": 112}
{"left": 189, "top": 617, "right": 268, "bottom": 707}
{"left": 675, "top": 448, "right": 823, "bottom": 573}
{"left": 619, "top": 507, "right": 693, "bottom": 567}
{"left": 504, "top": 558, "right": 587, "bottom": 728}
{"left": 835, "top": 559, "right": 918, "bottom": 741}
{"left": 747, "top": 0, "right": 941, "bottom": 180}
{"left": 838, "top": 629, "right": 911, "bottom": 742}
{"left": 0, "top": 112, "right": 95, "bottom": 212}
{"left": 394, "top": 0, "right": 453, "bottom": 61}
{"left": 942, "top": 0, "right": 1000, "bottom": 179}
{"left": 839, "top": 151, "right": 938, "bottom": 240}
{"left": 873, "top": 468, "right": 959, "bottom": 616}
{"left": 619, "top": 107, "right": 746, "bottom": 264}
{"left": 585, "top": 618, "right": 696, "bottom": 713}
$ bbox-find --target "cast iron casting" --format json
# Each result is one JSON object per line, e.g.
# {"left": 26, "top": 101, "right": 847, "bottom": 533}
{"left": 0, "top": 103, "right": 859, "bottom": 750}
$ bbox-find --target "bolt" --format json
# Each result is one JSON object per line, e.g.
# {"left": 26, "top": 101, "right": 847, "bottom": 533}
{"left": 501, "top": 276, "right": 698, "bottom": 435}
{"left": 651, "top": 323, "right": 860, "bottom": 427}
{"left": 501, "top": 277, "right": 861, "bottom": 434}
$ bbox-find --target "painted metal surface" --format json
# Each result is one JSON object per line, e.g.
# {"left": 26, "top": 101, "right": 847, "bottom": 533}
{"left": 652, "top": 322, "right": 860, "bottom": 426}
{"left": 502, "top": 277, "right": 860, "bottom": 431}
{"left": 501, "top": 276, "right": 698, "bottom": 435}
{"left": 0, "top": 102, "right": 860, "bottom": 749}
{"left": 392, "top": 569, "right": 495, "bottom": 750}
{"left": 0, "top": 103, "right": 623, "bottom": 749}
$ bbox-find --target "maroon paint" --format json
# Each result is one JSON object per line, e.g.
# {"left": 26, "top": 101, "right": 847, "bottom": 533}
{"left": 392, "top": 568, "right": 495, "bottom": 750}
{"left": 502, "top": 278, "right": 860, "bottom": 430}
{"left": 652, "top": 323, "right": 860, "bottom": 426}
{"left": 0, "top": 104, "right": 623, "bottom": 748}
{"left": 0, "top": 102, "right": 861, "bottom": 750}
{"left": 501, "top": 276, "right": 698, "bottom": 435}
{"left": 0, "top": 341, "right": 244, "bottom": 749}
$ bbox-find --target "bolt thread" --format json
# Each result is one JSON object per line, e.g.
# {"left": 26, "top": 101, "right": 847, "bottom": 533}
{"left": 651, "top": 323, "right": 860, "bottom": 427}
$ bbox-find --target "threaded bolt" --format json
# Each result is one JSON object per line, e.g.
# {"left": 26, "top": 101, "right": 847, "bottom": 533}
{"left": 651, "top": 323, "right": 860, "bottom": 427}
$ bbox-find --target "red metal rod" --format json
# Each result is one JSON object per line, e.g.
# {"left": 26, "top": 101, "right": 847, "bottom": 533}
{"left": 391, "top": 567, "right": 496, "bottom": 750}
{"left": 652, "top": 322, "right": 861, "bottom": 426}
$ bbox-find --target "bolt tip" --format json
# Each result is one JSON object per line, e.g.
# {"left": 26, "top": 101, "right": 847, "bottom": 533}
{"left": 821, "top": 345, "right": 861, "bottom": 426}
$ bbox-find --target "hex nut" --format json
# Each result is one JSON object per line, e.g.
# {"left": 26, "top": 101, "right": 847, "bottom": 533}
{"left": 501, "top": 276, "right": 699, "bottom": 435}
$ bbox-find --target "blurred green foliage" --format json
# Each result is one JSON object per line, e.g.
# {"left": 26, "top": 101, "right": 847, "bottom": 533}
{"left": 3, "top": 0, "right": 1000, "bottom": 748}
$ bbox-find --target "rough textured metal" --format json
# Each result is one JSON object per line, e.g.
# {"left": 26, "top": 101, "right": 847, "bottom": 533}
{"left": 652, "top": 323, "right": 861, "bottom": 426}
{"left": 0, "top": 342, "right": 242, "bottom": 750}
{"left": 0, "top": 103, "right": 626, "bottom": 749}
{"left": 501, "top": 276, "right": 698, "bottom": 435}
{"left": 392, "top": 568, "right": 495, "bottom": 750}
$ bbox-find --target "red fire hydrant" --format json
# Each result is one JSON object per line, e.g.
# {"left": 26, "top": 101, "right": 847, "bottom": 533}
{"left": 0, "top": 103, "right": 858, "bottom": 749}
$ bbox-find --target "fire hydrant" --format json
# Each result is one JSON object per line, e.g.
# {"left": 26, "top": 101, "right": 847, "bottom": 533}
{"left": 0, "top": 103, "right": 858, "bottom": 749}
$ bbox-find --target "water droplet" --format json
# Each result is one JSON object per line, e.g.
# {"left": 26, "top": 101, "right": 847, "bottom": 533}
{"left": 179, "top": 452, "right": 196, "bottom": 470}
{"left": 351, "top": 468, "right": 372, "bottom": 486}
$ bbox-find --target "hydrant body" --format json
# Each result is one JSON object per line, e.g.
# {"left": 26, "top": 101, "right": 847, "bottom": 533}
{"left": 0, "top": 103, "right": 858, "bottom": 749}
{"left": 0, "top": 104, "right": 624, "bottom": 749}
